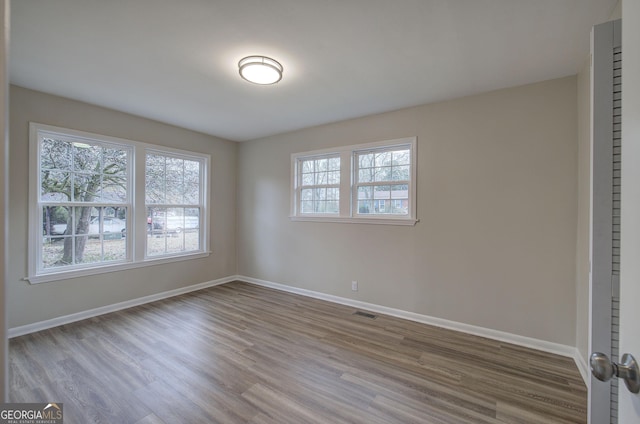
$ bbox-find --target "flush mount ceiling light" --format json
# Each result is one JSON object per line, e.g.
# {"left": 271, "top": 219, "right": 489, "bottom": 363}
{"left": 238, "top": 55, "right": 283, "bottom": 85}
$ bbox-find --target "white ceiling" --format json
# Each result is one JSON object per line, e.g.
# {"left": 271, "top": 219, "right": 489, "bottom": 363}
{"left": 10, "top": 0, "right": 617, "bottom": 142}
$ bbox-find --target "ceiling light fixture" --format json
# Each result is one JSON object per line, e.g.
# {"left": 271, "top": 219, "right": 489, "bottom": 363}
{"left": 238, "top": 55, "right": 283, "bottom": 85}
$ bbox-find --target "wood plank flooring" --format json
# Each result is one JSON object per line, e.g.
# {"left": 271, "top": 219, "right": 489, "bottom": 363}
{"left": 9, "top": 281, "right": 587, "bottom": 423}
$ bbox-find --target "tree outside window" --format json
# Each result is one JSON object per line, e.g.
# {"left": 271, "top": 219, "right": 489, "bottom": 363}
{"left": 40, "top": 136, "right": 130, "bottom": 268}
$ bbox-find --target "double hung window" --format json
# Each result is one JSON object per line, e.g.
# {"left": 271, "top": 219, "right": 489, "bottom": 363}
{"left": 354, "top": 147, "right": 411, "bottom": 216}
{"left": 30, "top": 123, "right": 209, "bottom": 283}
{"left": 296, "top": 154, "right": 341, "bottom": 215}
{"left": 145, "top": 152, "right": 203, "bottom": 257}
{"left": 291, "top": 137, "right": 417, "bottom": 225}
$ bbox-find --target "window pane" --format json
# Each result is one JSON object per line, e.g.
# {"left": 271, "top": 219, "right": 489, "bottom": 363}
{"left": 102, "top": 147, "right": 128, "bottom": 202}
{"left": 301, "top": 200, "right": 313, "bottom": 213}
{"left": 374, "top": 185, "right": 392, "bottom": 199}
{"left": 391, "top": 184, "right": 409, "bottom": 198}
{"left": 73, "top": 174, "right": 102, "bottom": 202}
{"left": 42, "top": 237, "right": 68, "bottom": 269}
{"left": 88, "top": 207, "right": 127, "bottom": 238}
{"left": 183, "top": 182, "right": 200, "bottom": 205}
{"left": 102, "top": 179, "right": 127, "bottom": 202}
{"left": 41, "top": 171, "right": 71, "bottom": 201}
{"left": 359, "top": 153, "right": 374, "bottom": 169}
{"left": 375, "top": 151, "right": 391, "bottom": 167}
{"left": 392, "top": 199, "right": 406, "bottom": 214}
{"left": 42, "top": 206, "right": 70, "bottom": 237}
{"left": 76, "top": 235, "right": 103, "bottom": 265}
{"left": 41, "top": 138, "right": 72, "bottom": 170}
{"left": 357, "top": 186, "right": 373, "bottom": 200}
{"left": 73, "top": 206, "right": 94, "bottom": 235}
{"left": 184, "top": 160, "right": 200, "bottom": 183}
{"left": 391, "top": 149, "right": 410, "bottom": 165}
{"left": 374, "top": 166, "right": 391, "bottom": 182}
{"left": 316, "top": 158, "right": 328, "bottom": 172}
{"left": 302, "top": 173, "right": 314, "bottom": 186}
{"left": 73, "top": 144, "right": 102, "bottom": 172}
{"left": 328, "top": 157, "right": 340, "bottom": 171}
{"left": 166, "top": 157, "right": 184, "bottom": 182}
{"left": 358, "top": 168, "right": 373, "bottom": 183}
{"left": 301, "top": 189, "right": 312, "bottom": 201}
{"left": 296, "top": 155, "right": 340, "bottom": 215}
{"left": 314, "top": 171, "right": 328, "bottom": 185}
{"left": 166, "top": 180, "right": 184, "bottom": 204}
{"left": 103, "top": 238, "right": 127, "bottom": 262}
{"left": 327, "top": 201, "right": 339, "bottom": 213}
{"left": 147, "top": 207, "right": 166, "bottom": 235}
{"left": 301, "top": 160, "right": 314, "bottom": 173}
{"left": 358, "top": 200, "right": 373, "bottom": 214}
{"left": 103, "top": 147, "right": 128, "bottom": 176}
{"left": 145, "top": 179, "right": 165, "bottom": 204}
{"left": 146, "top": 154, "right": 165, "bottom": 203}
{"left": 393, "top": 165, "right": 410, "bottom": 181}
{"left": 185, "top": 208, "right": 200, "bottom": 233}
{"left": 146, "top": 154, "right": 165, "bottom": 176}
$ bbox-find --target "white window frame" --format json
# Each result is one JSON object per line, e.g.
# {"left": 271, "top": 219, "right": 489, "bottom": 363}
{"left": 294, "top": 153, "right": 341, "bottom": 217}
{"left": 290, "top": 137, "right": 418, "bottom": 226}
{"left": 144, "top": 148, "right": 208, "bottom": 259}
{"left": 28, "top": 123, "right": 210, "bottom": 284}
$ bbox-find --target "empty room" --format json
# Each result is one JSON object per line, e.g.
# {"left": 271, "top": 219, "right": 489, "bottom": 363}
{"left": 2, "top": 0, "right": 640, "bottom": 423}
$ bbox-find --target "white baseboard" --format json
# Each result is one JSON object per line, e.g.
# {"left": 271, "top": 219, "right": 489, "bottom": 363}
{"left": 573, "top": 350, "right": 590, "bottom": 386}
{"left": 238, "top": 275, "right": 587, "bottom": 384}
{"left": 8, "top": 275, "right": 237, "bottom": 338}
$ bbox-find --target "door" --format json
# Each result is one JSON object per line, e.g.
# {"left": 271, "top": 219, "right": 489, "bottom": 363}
{"left": 618, "top": 0, "right": 640, "bottom": 421}
{"left": 590, "top": 19, "right": 621, "bottom": 424}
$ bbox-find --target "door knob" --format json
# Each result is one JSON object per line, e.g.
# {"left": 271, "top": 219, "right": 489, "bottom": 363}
{"left": 590, "top": 352, "right": 640, "bottom": 394}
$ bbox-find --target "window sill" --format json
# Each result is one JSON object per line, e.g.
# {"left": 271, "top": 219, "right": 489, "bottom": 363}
{"left": 289, "top": 216, "right": 419, "bottom": 226}
{"left": 26, "top": 251, "right": 212, "bottom": 284}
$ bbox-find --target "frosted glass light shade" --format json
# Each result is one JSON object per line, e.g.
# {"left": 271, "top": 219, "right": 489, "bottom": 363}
{"left": 238, "top": 56, "right": 283, "bottom": 85}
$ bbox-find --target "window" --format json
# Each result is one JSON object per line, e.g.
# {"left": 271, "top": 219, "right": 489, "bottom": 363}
{"left": 296, "top": 154, "right": 340, "bottom": 214}
{"left": 145, "top": 151, "right": 203, "bottom": 257}
{"left": 291, "top": 137, "right": 417, "bottom": 225}
{"left": 354, "top": 146, "right": 411, "bottom": 216}
{"left": 29, "top": 123, "right": 209, "bottom": 283}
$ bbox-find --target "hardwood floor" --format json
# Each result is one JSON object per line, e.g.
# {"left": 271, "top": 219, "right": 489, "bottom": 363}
{"left": 9, "top": 281, "right": 587, "bottom": 423}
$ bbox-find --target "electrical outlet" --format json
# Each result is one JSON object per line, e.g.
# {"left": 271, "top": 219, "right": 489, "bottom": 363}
{"left": 351, "top": 281, "right": 358, "bottom": 291}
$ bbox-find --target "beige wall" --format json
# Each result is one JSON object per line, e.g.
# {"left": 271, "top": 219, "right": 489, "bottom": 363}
{"left": 238, "top": 76, "right": 579, "bottom": 345}
{"left": 576, "top": 59, "right": 591, "bottom": 364}
{"left": 7, "top": 85, "right": 237, "bottom": 328}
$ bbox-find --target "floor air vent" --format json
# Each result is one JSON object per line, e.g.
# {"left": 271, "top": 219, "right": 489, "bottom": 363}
{"left": 353, "top": 311, "right": 377, "bottom": 319}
